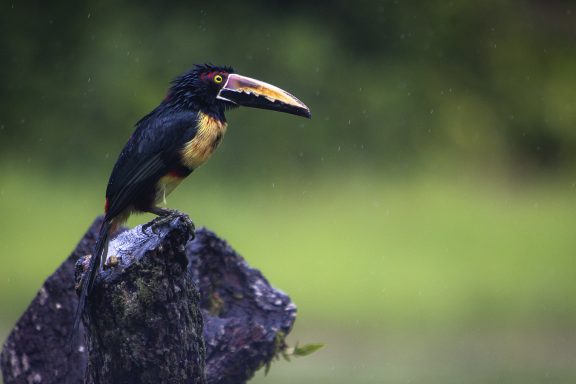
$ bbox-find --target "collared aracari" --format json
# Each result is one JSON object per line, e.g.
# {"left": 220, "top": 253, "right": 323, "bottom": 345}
{"left": 72, "top": 64, "right": 311, "bottom": 335}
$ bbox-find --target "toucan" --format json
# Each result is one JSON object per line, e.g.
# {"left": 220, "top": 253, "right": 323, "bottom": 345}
{"left": 72, "top": 64, "right": 311, "bottom": 335}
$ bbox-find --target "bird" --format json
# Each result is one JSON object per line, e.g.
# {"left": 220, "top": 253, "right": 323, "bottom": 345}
{"left": 71, "top": 63, "right": 311, "bottom": 337}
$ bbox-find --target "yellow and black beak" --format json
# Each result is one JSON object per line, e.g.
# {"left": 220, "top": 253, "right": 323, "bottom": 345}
{"left": 217, "top": 74, "right": 311, "bottom": 119}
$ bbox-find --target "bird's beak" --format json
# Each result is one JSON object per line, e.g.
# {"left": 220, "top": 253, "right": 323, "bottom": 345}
{"left": 217, "top": 73, "right": 311, "bottom": 119}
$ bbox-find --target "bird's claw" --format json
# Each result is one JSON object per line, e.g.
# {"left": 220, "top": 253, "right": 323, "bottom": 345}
{"left": 181, "top": 216, "right": 196, "bottom": 239}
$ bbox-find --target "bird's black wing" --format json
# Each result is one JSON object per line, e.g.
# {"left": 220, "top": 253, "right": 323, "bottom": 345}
{"left": 105, "top": 110, "right": 199, "bottom": 220}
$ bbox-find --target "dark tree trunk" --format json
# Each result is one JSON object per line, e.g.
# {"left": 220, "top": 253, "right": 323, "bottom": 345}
{"left": 1, "top": 215, "right": 296, "bottom": 384}
{"left": 81, "top": 215, "right": 205, "bottom": 384}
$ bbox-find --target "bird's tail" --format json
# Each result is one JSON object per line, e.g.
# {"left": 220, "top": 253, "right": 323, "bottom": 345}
{"left": 71, "top": 219, "right": 112, "bottom": 337}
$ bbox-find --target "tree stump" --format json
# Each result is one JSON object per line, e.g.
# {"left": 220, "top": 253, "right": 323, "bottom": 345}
{"left": 81, "top": 215, "right": 205, "bottom": 384}
{"left": 1, "top": 215, "right": 297, "bottom": 384}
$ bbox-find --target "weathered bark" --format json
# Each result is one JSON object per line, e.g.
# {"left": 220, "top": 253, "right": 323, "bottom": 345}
{"left": 189, "top": 228, "right": 296, "bottom": 384}
{"left": 81, "top": 215, "right": 205, "bottom": 384}
{"left": 1, "top": 215, "right": 296, "bottom": 384}
{"left": 0, "top": 221, "right": 95, "bottom": 384}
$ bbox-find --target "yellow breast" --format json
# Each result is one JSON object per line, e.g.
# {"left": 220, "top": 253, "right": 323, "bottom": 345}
{"left": 181, "top": 112, "right": 227, "bottom": 169}
{"left": 156, "top": 173, "right": 184, "bottom": 204}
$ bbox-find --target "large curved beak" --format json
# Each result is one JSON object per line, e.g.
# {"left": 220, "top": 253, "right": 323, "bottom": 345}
{"left": 217, "top": 73, "right": 311, "bottom": 119}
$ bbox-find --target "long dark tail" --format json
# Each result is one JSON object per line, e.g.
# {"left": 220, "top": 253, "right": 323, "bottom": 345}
{"left": 71, "top": 220, "right": 112, "bottom": 337}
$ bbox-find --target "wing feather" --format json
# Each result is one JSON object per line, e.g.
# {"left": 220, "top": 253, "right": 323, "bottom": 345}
{"left": 104, "top": 110, "right": 199, "bottom": 220}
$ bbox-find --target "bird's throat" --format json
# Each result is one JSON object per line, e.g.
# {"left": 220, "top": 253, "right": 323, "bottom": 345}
{"left": 181, "top": 112, "right": 228, "bottom": 169}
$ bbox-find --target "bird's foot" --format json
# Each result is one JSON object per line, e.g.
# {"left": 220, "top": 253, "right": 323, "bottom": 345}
{"left": 142, "top": 208, "right": 195, "bottom": 238}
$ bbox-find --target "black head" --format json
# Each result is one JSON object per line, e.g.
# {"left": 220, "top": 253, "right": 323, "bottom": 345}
{"left": 167, "top": 63, "right": 311, "bottom": 119}
{"left": 168, "top": 64, "right": 235, "bottom": 115}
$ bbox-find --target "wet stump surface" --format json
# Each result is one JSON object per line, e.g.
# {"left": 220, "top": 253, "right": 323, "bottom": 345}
{"left": 1, "top": 215, "right": 296, "bottom": 384}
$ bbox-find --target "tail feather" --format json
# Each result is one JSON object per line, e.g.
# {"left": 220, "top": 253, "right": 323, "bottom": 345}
{"left": 71, "top": 220, "right": 112, "bottom": 339}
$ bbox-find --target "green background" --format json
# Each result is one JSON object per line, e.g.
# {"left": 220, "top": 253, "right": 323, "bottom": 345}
{"left": 1, "top": 1, "right": 576, "bottom": 382}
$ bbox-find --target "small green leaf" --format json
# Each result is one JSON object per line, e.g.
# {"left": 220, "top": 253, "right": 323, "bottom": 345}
{"left": 293, "top": 343, "right": 325, "bottom": 357}
{"left": 263, "top": 333, "right": 324, "bottom": 375}
{"left": 264, "top": 361, "right": 271, "bottom": 375}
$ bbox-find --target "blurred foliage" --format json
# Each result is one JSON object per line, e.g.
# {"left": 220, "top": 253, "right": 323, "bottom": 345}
{"left": 2, "top": 1, "right": 576, "bottom": 383}
{"left": 1, "top": 169, "right": 576, "bottom": 383}
{"left": 2, "top": 0, "right": 576, "bottom": 177}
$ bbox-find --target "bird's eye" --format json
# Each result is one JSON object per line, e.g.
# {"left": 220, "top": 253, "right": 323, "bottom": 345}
{"left": 214, "top": 75, "right": 223, "bottom": 84}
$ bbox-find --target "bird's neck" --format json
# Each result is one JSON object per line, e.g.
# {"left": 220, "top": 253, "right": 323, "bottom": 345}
{"left": 159, "top": 96, "right": 226, "bottom": 122}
